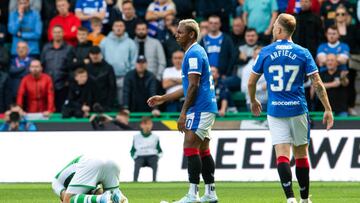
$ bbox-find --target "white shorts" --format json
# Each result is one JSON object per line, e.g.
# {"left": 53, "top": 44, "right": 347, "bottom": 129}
{"left": 67, "top": 156, "right": 120, "bottom": 194}
{"left": 185, "top": 112, "right": 216, "bottom": 140}
{"left": 267, "top": 113, "right": 310, "bottom": 146}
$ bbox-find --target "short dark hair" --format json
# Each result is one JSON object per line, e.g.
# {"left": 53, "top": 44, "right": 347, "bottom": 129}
{"left": 327, "top": 24, "right": 339, "bottom": 32}
{"left": 208, "top": 15, "right": 221, "bottom": 21}
{"left": 74, "top": 67, "right": 87, "bottom": 75}
{"left": 245, "top": 28, "right": 257, "bottom": 34}
{"left": 53, "top": 24, "right": 64, "bottom": 30}
{"left": 90, "top": 17, "right": 102, "bottom": 26}
{"left": 113, "top": 19, "right": 125, "bottom": 25}
{"left": 77, "top": 26, "right": 89, "bottom": 33}
{"left": 135, "top": 21, "right": 147, "bottom": 29}
{"left": 122, "top": 0, "right": 133, "bottom": 6}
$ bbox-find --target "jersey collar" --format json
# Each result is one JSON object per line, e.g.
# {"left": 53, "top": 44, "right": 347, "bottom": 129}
{"left": 327, "top": 41, "right": 340, "bottom": 48}
{"left": 185, "top": 42, "right": 197, "bottom": 55}
{"left": 276, "top": 39, "right": 293, "bottom": 43}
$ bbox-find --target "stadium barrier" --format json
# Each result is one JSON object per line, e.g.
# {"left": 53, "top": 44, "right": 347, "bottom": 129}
{"left": 0, "top": 130, "right": 359, "bottom": 182}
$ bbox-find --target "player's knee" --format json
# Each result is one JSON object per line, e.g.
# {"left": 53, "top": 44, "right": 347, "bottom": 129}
{"left": 293, "top": 144, "right": 308, "bottom": 158}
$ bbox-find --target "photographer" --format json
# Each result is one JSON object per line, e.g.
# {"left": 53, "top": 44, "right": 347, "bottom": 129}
{"left": 0, "top": 104, "right": 37, "bottom": 131}
{"left": 90, "top": 105, "right": 133, "bottom": 130}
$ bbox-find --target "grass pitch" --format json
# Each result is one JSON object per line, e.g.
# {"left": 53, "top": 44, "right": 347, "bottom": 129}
{"left": 0, "top": 182, "right": 359, "bottom": 203}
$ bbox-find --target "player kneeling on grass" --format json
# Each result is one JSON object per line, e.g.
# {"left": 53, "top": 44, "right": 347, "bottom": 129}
{"left": 52, "top": 155, "right": 128, "bottom": 203}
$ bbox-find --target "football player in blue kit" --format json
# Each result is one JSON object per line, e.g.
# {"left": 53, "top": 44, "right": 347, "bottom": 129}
{"left": 148, "top": 19, "right": 218, "bottom": 203}
{"left": 248, "top": 14, "right": 334, "bottom": 203}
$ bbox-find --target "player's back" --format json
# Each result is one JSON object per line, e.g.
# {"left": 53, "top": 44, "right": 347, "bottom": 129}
{"left": 182, "top": 43, "right": 218, "bottom": 114}
{"left": 252, "top": 40, "right": 318, "bottom": 117}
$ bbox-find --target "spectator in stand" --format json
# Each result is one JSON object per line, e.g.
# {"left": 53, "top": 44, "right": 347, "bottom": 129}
{"left": 316, "top": 54, "right": 349, "bottom": 116}
{"left": 237, "top": 28, "right": 259, "bottom": 66}
{"left": 200, "top": 15, "right": 235, "bottom": 79}
{"left": 334, "top": 5, "right": 360, "bottom": 116}
{"left": 87, "top": 17, "right": 105, "bottom": 46}
{"left": 8, "top": 0, "right": 42, "bottom": 57}
{"left": 195, "top": 0, "right": 233, "bottom": 32}
{"left": 123, "top": 55, "right": 160, "bottom": 115}
{"left": 75, "top": 0, "right": 107, "bottom": 31}
{"left": 211, "top": 67, "right": 237, "bottom": 117}
{"left": 62, "top": 68, "right": 97, "bottom": 118}
{"left": 0, "top": 40, "right": 9, "bottom": 73}
{"left": 48, "top": 0, "right": 81, "bottom": 47}
{"left": 131, "top": 116, "right": 162, "bottom": 182}
{"left": 1, "top": 104, "right": 37, "bottom": 131}
{"left": 230, "top": 17, "right": 246, "bottom": 47}
{"left": 100, "top": 20, "right": 137, "bottom": 105}
{"left": 110, "top": 0, "right": 140, "bottom": 39}
{"left": 241, "top": 46, "right": 267, "bottom": 111}
{"left": 286, "top": 0, "right": 321, "bottom": 14}
{"left": 41, "top": 25, "right": 74, "bottom": 112}
{"left": 199, "top": 20, "right": 209, "bottom": 40}
{"left": 243, "top": 0, "right": 278, "bottom": 44}
{"left": 71, "top": 26, "right": 92, "bottom": 71}
{"left": 0, "top": 0, "right": 10, "bottom": 27}
{"left": 316, "top": 25, "right": 350, "bottom": 73}
{"left": 172, "top": 0, "right": 194, "bottom": 19}
{"left": 320, "top": 0, "right": 355, "bottom": 28}
{"left": 0, "top": 64, "right": 11, "bottom": 113}
{"left": 0, "top": 16, "right": 6, "bottom": 44}
{"left": 132, "top": 0, "right": 152, "bottom": 20}
{"left": 86, "top": 46, "right": 116, "bottom": 111}
{"left": 17, "top": 59, "right": 55, "bottom": 115}
{"left": 9, "top": 42, "right": 31, "bottom": 100}
{"left": 162, "top": 13, "right": 181, "bottom": 66}
{"left": 134, "top": 21, "right": 166, "bottom": 81}
{"left": 9, "top": 0, "right": 41, "bottom": 12}
{"left": 162, "top": 50, "right": 183, "bottom": 112}
{"left": 145, "top": 0, "right": 176, "bottom": 41}
{"left": 293, "top": 0, "right": 324, "bottom": 58}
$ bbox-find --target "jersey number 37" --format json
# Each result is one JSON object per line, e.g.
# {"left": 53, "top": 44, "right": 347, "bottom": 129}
{"left": 269, "top": 65, "right": 299, "bottom": 92}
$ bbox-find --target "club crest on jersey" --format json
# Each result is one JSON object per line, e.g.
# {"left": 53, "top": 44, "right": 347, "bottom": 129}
{"left": 189, "top": 58, "right": 198, "bottom": 70}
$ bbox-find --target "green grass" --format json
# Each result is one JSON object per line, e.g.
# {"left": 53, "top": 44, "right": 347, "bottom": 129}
{"left": 0, "top": 182, "right": 359, "bottom": 203}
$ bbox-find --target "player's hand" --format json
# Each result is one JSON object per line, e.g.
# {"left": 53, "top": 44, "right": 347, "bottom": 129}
{"left": 177, "top": 113, "right": 186, "bottom": 133}
{"left": 250, "top": 99, "right": 262, "bottom": 117}
{"left": 323, "top": 110, "right": 334, "bottom": 130}
{"left": 147, "top": 95, "right": 165, "bottom": 107}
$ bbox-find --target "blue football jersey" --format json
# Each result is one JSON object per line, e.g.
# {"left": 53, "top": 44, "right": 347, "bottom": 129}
{"left": 252, "top": 40, "right": 318, "bottom": 117}
{"left": 317, "top": 42, "right": 350, "bottom": 71}
{"left": 182, "top": 43, "right": 218, "bottom": 114}
{"left": 202, "top": 34, "right": 223, "bottom": 67}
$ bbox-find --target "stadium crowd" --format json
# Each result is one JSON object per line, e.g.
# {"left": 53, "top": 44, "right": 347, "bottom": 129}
{"left": 0, "top": 0, "right": 360, "bottom": 124}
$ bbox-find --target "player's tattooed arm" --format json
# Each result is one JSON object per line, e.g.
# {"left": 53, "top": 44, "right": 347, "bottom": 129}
{"left": 310, "top": 72, "right": 332, "bottom": 111}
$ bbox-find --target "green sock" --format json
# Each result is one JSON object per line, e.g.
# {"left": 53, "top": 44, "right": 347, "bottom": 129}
{"left": 70, "top": 194, "right": 101, "bottom": 203}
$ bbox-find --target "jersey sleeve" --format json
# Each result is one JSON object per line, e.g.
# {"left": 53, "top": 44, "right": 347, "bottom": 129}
{"left": 316, "top": 43, "right": 326, "bottom": 56}
{"left": 252, "top": 50, "right": 265, "bottom": 75}
{"left": 75, "top": 0, "right": 83, "bottom": 12}
{"left": 305, "top": 49, "right": 319, "bottom": 76}
{"left": 340, "top": 43, "right": 350, "bottom": 58}
{"left": 52, "top": 178, "right": 65, "bottom": 197}
{"left": 187, "top": 51, "right": 203, "bottom": 75}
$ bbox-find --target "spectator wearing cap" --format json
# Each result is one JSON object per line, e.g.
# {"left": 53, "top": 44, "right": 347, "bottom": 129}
{"left": 100, "top": 20, "right": 137, "bottom": 105}
{"left": 75, "top": 0, "right": 107, "bottom": 31}
{"left": 41, "top": 25, "right": 74, "bottom": 112}
{"left": 110, "top": 0, "right": 140, "bottom": 39}
{"left": 8, "top": 0, "right": 42, "bottom": 57}
{"left": 86, "top": 46, "right": 117, "bottom": 111}
{"left": 9, "top": 41, "right": 31, "bottom": 100}
{"left": 17, "top": 59, "right": 55, "bottom": 115}
{"left": 123, "top": 55, "right": 160, "bottom": 116}
{"left": 48, "top": 0, "right": 81, "bottom": 47}
{"left": 162, "top": 50, "right": 183, "bottom": 112}
{"left": 134, "top": 21, "right": 166, "bottom": 81}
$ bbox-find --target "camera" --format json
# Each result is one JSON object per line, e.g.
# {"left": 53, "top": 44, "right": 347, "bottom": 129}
{"left": 91, "top": 103, "right": 106, "bottom": 130}
{"left": 9, "top": 111, "right": 21, "bottom": 123}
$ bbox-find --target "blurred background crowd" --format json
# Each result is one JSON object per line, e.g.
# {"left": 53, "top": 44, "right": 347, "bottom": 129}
{"left": 0, "top": 0, "right": 360, "bottom": 131}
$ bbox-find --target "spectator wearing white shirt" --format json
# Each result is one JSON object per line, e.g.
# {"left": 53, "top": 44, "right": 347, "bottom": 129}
{"left": 241, "top": 46, "right": 267, "bottom": 111}
{"left": 162, "top": 50, "right": 183, "bottom": 112}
